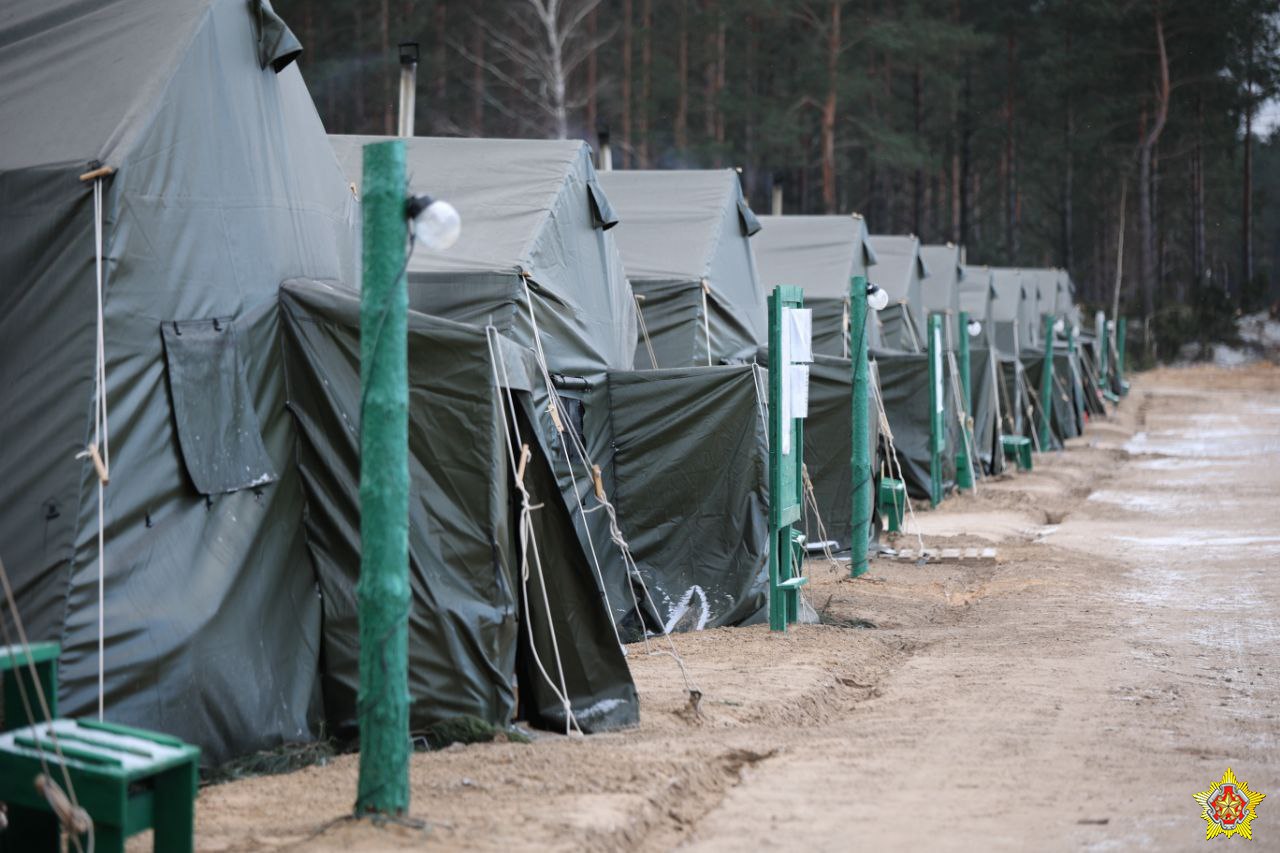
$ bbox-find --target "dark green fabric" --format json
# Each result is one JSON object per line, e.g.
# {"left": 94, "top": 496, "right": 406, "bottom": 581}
{"left": 161, "top": 318, "right": 278, "bottom": 495}
{"left": 800, "top": 356, "right": 882, "bottom": 551}
{"left": 873, "top": 351, "right": 959, "bottom": 501}
{"left": 280, "top": 280, "right": 639, "bottom": 735}
{"left": 604, "top": 366, "right": 769, "bottom": 634}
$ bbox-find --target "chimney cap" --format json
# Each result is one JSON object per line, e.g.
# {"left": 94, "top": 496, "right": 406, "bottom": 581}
{"left": 399, "top": 42, "right": 420, "bottom": 65}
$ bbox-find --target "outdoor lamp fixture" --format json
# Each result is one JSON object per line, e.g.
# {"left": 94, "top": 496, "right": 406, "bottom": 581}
{"left": 967, "top": 319, "right": 983, "bottom": 337}
{"left": 406, "top": 194, "right": 461, "bottom": 251}
{"left": 1054, "top": 317, "right": 1066, "bottom": 335}
{"left": 866, "top": 282, "right": 890, "bottom": 312}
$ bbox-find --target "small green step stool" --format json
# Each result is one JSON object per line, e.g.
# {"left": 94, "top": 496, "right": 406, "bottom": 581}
{"left": 0, "top": 645, "right": 199, "bottom": 853}
{"left": 878, "top": 477, "right": 906, "bottom": 533}
{"left": 1001, "top": 435, "right": 1033, "bottom": 471}
{"left": 776, "top": 529, "right": 810, "bottom": 624}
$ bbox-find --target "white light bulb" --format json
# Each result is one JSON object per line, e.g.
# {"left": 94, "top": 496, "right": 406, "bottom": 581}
{"left": 1054, "top": 318, "right": 1066, "bottom": 335}
{"left": 867, "top": 285, "right": 889, "bottom": 312}
{"left": 967, "top": 319, "right": 982, "bottom": 337}
{"left": 413, "top": 199, "right": 462, "bottom": 251}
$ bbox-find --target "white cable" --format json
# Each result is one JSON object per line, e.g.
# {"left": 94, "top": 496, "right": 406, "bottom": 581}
{"left": 700, "top": 282, "right": 713, "bottom": 366}
{"left": 93, "top": 177, "right": 109, "bottom": 722}
{"left": 519, "top": 280, "right": 700, "bottom": 697}
{"left": 485, "top": 327, "right": 580, "bottom": 735}
{"left": 870, "top": 370, "right": 926, "bottom": 555}
{"left": 634, "top": 294, "right": 659, "bottom": 369}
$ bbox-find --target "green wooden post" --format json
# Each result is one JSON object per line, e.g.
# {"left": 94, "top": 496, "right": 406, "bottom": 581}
{"left": 849, "top": 276, "right": 871, "bottom": 577}
{"left": 1094, "top": 310, "right": 1108, "bottom": 389}
{"left": 767, "top": 286, "right": 808, "bottom": 631}
{"left": 356, "top": 140, "right": 411, "bottom": 816}
{"left": 927, "top": 314, "right": 945, "bottom": 506}
{"left": 1038, "top": 314, "right": 1056, "bottom": 452}
{"left": 955, "top": 311, "right": 974, "bottom": 491}
{"left": 1116, "top": 316, "right": 1128, "bottom": 394}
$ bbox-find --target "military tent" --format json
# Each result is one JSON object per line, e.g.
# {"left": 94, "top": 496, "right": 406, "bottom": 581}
{"left": 754, "top": 213, "right": 880, "bottom": 356}
{"left": 597, "top": 169, "right": 768, "bottom": 368}
{"left": 866, "top": 236, "right": 929, "bottom": 353}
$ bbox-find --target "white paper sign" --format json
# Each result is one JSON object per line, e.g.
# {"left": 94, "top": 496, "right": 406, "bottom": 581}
{"left": 783, "top": 307, "right": 813, "bottom": 363}
{"left": 789, "top": 364, "right": 810, "bottom": 419}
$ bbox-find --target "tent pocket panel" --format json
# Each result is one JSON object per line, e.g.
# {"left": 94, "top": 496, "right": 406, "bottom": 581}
{"left": 161, "top": 317, "right": 277, "bottom": 495}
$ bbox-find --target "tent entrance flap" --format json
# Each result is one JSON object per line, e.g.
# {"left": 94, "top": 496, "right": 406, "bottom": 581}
{"left": 161, "top": 317, "right": 277, "bottom": 495}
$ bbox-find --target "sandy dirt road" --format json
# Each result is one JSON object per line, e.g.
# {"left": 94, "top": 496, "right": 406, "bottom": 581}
{"left": 191, "top": 363, "right": 1280, "bottom": 851}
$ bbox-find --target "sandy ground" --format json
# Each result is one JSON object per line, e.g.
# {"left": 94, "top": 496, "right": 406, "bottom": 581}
{"left": 187, "top": 363, "right": 1280, "bottom": 851}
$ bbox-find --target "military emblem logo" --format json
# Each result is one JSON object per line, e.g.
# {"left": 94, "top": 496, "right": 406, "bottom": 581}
{"left": 1194, "top": 768, "right": 1265, "bottom": 840}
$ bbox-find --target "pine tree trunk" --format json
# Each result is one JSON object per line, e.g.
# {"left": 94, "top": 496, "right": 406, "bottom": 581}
{"left": 586, "top": 7, "right": 598, "bottom": 138}
{"left": 639, "top": 0, "right": 652, "bottom": 165}
{"left": 381, "top": 0, "right": 392, "bottom": 134}
{"left": 714, "top": 13, "right": 726, "bottom": 163}
{"left": 912, "top": 62, "right": 923, "bottom": 234}
{"left": 1061, "top": 23, "right": 1074, "bottom": 271}
{"left": 471, "top": 17, "right": 484, "bottom": 134}
{"left": 623, "top": 0, "right": 633, "bottom": 167}
{"left": 1137, "top": 12, "right": 1169, "bottom": 324}
{"left": 1193, "top": 92, "right": 1206, "bottom": 291}
{"left": 1004, "top": 29, "right": 1017, "bottom": 260}
{"left": 676, "top": 0, "right": 688, "bottom": 152}
{"left": 1242, "top": 44, "right": 1255, "bottom": 294}
{"left": 959, "top": 69, "right": 972, "bottom": 246}
{"left": 434, "top": 1, "right": 447, "bottom": 107}
{"left": 821, "top": 0, "right": 840, "bottom": 214}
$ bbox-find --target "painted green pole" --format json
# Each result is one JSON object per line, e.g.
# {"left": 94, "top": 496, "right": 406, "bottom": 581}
{"left": 1038, "top": 314, "right": 1056, "bottom": 452}
{"left": 1094, "top": 310, "right": 1108, "bottom": 389}
{"left": 955, "top": 311, "right": 974, "bottom": 491}
{"left": 356, "top": 139, "right": 411, "bottom": 816}
{"left": 849, "top": 276, "right": 871, "bottom": 577}
{"left": 1116, "top": 316, "right": 1128, "bottom": 394}
{"left": 927, "top": 313, "right": 944, "bottom": 506}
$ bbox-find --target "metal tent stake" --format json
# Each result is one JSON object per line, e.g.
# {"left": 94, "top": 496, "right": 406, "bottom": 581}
{"left": 849, "top": 276, "right": 871, "bottom": 578}
{"left": 355, "top": 139, "right": 411, "bottom": 817}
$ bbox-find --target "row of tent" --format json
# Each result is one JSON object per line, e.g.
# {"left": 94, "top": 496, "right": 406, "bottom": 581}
{"left": 0, "top": 0, "right": 1122, "bottom": 767}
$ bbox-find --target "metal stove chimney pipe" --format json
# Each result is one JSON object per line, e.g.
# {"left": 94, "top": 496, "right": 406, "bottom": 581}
{"left": 771, "top": 174, "right": 784, "bottom": 216}
{"left": 397, "top": 42, "right": 419, "bottom": 137}
{"left": 597, "top": 124, "right": 613, "bottom": 171}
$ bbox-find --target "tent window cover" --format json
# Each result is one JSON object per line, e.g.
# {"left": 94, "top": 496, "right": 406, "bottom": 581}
{"left": 587, "top": 177, "right": 619, "bottom": 230}
{"left": 161, "top": 317, "right": 277, "bottom": 495}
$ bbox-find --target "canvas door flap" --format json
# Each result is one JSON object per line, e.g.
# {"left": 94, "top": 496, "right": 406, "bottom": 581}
{"left": 161, "top": 317, "right": 277, "bottom": 495}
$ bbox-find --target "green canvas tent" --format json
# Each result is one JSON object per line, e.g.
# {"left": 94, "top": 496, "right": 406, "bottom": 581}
{"left": 0, "top": 0, "right": 350, "bottom": 765}
{"left": 958, "top": 266, "right": 1007, "bottom": 474}
{"left": 597, "top": 169, "right": 768, "bottom": 368}
{"left": 867, "top": 235, "right": 928, "bottom": 353}
{"left": 0, "top": 0, "right": 641, "bottom": 766}
{"left": 918, "top": 244, "right": 963, "bottom": 351}
{"left": 330, "top": 146, "right": 770, "bottom": 641}
{"left": 754, "top": 213, "right": 881, "bottom": 355}
{"left": 749, "top": 215, "right": 885, "bottom": 551}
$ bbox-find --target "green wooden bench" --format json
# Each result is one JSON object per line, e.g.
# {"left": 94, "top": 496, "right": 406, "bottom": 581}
{"left": 0, "top": 646, "right": 199, "bottom": 853}
{"left": 1001, "top": 435, "right": 1033, "bottom": 471}
{"left": 878, "top": 477, "right": 906, "bottom": 533}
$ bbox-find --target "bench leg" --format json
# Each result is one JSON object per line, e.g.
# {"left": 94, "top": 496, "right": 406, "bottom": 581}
{"left": 151, "top": 762, "right": 197, "bottom": 853}
{"left": 2, "top": 803, "right": 60, "bottom": 852}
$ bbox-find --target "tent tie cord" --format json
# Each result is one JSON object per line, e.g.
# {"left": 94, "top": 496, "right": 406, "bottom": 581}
{"left": 633, "top": 294, "right": 659, "bottom": 370}
{"left": 516, "top": 281, "right": 702, "bottom": 705}
{"left": 945, "top": 350, "right": 983, "bottom": 489}
{"left": 869, "top": 368, "right": 926, "bottom": 557}
{"left": 484, "top": 326, "right": 580, "bottom": 737}
{"left": 88, "top": 173, "right": 111, "bottom": 725}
